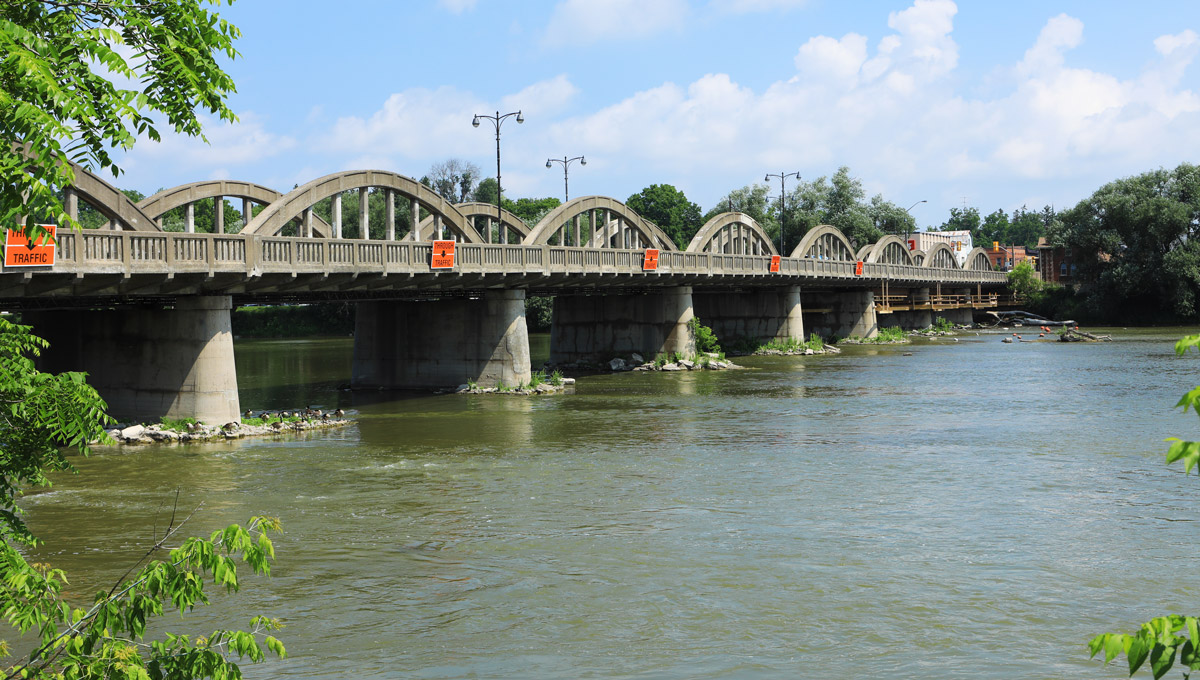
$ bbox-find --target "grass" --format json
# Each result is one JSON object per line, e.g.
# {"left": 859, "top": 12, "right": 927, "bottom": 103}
{"left": 549, "top": 370, "right": 564, "bottom": 386}
{"left": 933, "top": 316, "right": 955, "bottom": 333}
{"left": 844, "top": 326, "right": 908, "bottom": 344}
{"left": 158, "top": 416, "right": 197, "bottom": 432}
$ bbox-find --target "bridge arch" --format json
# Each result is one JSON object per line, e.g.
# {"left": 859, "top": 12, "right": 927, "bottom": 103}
{"left": 789, "top": 225, "right": 856, "bottom": 260}
{"left": 67, "top": 161, "right": 160, "bottom": 231}
{"left": 242, "top": 170, "right": 483, "bottom": 242}
{"left": 912, "top": 250, "right": 926, "bottom": 265}
{"left": 922, "top": 242, "right": 962, "bottom": 268}
{"left": 864, "top": 235, "right": 916, "bottom": 265}
{"left": 525, "top": 196, "right": 677, "bottom": 250}
{"left": 137, "top": 180, "right": 332, "bottom": 237}
{"left": 686, "top": 213, "right": 777, "bottom": 255}
{"left": 420, "top": 202, "right": 530, "bottom": 242}
{"left": 963, "top": 247, "right": 994, "bottom": 271}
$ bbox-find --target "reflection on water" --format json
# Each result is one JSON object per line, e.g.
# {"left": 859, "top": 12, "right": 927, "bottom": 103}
{"left": 22, "top": 328, "right": 1200, "bottom": 679}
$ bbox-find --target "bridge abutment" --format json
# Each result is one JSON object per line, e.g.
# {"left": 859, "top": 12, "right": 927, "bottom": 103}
{"left": 25, "top": 296, "right": 241, "bottom": 425}
{"left": 550, "top": 286, "right": 696, "bottom": 363}
{"left": 804, "top": 290, "right": 877, "bottom": 340}
{"left": 352, "top": 290, "right": 531, "bottom": 389}
{"left": 692, "top": 286, "right": 804, "bottom": 346}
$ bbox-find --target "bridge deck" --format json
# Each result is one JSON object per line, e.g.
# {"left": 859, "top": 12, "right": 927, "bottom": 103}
{"left": 0, "top": 231, "right": 1008, "bottom": 304}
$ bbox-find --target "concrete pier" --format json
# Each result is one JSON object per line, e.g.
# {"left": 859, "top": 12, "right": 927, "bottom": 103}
{"left": 692, "top": 286, "right": 804, "bottom": 345}
{"left": 25, "top": 296, "right": 241, "bottom": 424}
{"left": 550, "top": 287, "right": 696, "bottom": 363}
{"left": 804, "top": 290, "right": 877, "bottom": 340}
{"left": 352, "top": 290, "right": 531, "bottom": 389}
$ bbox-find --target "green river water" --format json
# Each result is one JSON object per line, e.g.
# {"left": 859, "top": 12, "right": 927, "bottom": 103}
{"left": 20, "top": 328, "right": 1200, "bottom": 679}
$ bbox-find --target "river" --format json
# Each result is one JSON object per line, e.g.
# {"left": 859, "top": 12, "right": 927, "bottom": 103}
{"left": 22, "top": 328, "right": 1200, "bottom": 679}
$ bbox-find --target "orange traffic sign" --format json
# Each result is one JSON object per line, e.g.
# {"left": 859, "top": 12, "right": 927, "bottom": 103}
{"left": 854, "top": 260, "right": 864, "bottom": 276}
{"left": 769, "top": 255, "right": 781, "bottom": 273}
{"left": 431, "top": 240, "right": 455, "bottom": 269}
{"left": 642, "top": 248, "right": 659, "bottom": 271}
{"left": 5, "top": 225, "right": 56, "bottom": 268}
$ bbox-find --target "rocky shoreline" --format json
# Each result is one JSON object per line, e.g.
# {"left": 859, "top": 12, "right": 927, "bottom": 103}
{"left": 107, "top": 415, "right": 351, "bottom": 445}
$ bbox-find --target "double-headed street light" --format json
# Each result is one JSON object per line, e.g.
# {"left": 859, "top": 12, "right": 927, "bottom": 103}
{"left": 546, "top": 155, "right": 585, "bottom": 201}
{"left": 472, "top": 110, "right": 523, "bottom": 243}
{"left": 904, "top": 199, "right": 927, "bottom": 250}
{"left": 765, "top": 171, "right": 801, "bottom": 255}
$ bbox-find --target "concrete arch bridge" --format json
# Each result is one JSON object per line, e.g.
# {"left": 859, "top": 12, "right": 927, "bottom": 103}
{"left": 10, "top": 166, "right": 1012, "bottom": 426}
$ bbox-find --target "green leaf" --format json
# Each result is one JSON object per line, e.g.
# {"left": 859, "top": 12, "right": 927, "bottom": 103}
{"left": 1150, "top": 642, "right": 1176, "bottom": 679}
{"left": 1129, "top": 635, "right": 1151, "bottom": 674}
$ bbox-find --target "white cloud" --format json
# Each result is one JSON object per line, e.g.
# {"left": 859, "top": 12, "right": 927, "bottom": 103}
{"left": 543, "top": 0, "right": 688, "bottom": 47}
{"left": 710, "top": 0, "right": 808, "bottom": 13}
{"left": 501, "top": 75, "right": 579, "bottom": 118}
{"left": 120, "top": 112, "right": 295, "bottom": 185}
{"left": 437, "top": 0, "right": 476, "bottom": 13}
{"left": 1017, "top": 13, "right": 1083, "bottom": 75}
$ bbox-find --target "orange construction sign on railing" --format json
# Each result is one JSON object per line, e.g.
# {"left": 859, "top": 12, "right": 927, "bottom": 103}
{"left": 769, "top": 255, "right": 781, "bottom": 273}
{"left": 430, "top": 240, "right": 455, "bottom": 269}
{"left": 642, "top": 248, "right": 659, "bottom": 271}
{"left": 5, "top": 225, "right": 56, "bottom": 267}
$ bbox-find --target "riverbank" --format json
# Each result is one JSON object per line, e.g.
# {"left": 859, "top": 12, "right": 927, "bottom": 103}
{"left": 107, "top": 414, "right": 351, "bottom": 444}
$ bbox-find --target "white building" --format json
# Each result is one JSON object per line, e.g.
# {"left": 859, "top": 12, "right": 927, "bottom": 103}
{"left": 907, "top": 230, "right": 973, "bottom": 267}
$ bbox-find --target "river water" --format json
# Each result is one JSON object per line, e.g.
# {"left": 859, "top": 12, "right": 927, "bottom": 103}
{"left": 22, "top": 328, "right": 1200, "bottom": 679}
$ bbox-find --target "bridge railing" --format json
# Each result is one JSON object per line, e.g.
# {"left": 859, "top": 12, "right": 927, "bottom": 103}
{"left": 46, "top": 231, "right": 1007, "bottom": 285}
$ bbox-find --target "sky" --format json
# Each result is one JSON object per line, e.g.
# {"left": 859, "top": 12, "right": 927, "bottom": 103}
{"left": 110, "top": 0, "right": 1200, "bottom": 230}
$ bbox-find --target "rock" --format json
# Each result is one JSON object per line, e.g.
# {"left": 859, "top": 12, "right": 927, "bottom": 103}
{"left": 662, "top": 363, "right": 683, "bottom": 371}
{"left": 562, "top": 377, "right": 576, "bottom": 385}
{"left": 711, "top": 361, "right": 728, "bottom": 369}
{"left": 804, "top": 348, "right": 815, "bottom": 355}
{"left": 679, "top": 359, "right": 696, "bottom": 370}
{"left": 456, "top": 384, "right": 470, "bottom": 393}
{"left": 609, "top": 358, "right": 627, "bottom": 371}
{"left": 108, "top": 428, "right": 121, "bottom": 440}
{"left": 630, "top": 352, "right": 644, "bottom": 365}
{"left": 120, "top": 424, "right": 145, "bottom": 440}
{"left": 535, "top": 384, "right": 553, "bottom": 393}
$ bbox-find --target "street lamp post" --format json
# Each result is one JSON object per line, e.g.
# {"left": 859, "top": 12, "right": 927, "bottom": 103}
{"left": 904, "top": 199, "right": 926, "bottom": 250}
{"left": 546, "top": 155, "right": 585, "bottom": 202}
{"left": 472, "top": 109, "right": 524, "bottom": 244}
{"left": 765, "top": 171, "right": 800, "bottom": 255}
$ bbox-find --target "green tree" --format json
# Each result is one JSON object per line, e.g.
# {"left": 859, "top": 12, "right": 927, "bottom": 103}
{"left": 1008, "top": 205, "right": 1050, "bottom": 249}
{"left": 704, "top": 183, "right": 776, "bottom": 232}
{"left": 980, "top": 208, "right": 1010, "bottom": 245}
{"left": 938, "top": 206, "right": 982, "bottom": 242}
{"left": 2, "top": 0, "right": 241, "bottom": 243}
{"left": 473, "top": 177, "right": 500, "bottom": 206}
{"left": 1006, "top": 260, "right": 1041, "bottom": 299}
{"left": 0, "top": 318, "right": 284, "bottom": 679}
{"left": 426, "top": 159, "right": 482, "bottom": 203}
{"left": 867, "top": 195, "right": 916, "bottom": 238}
{"left": 1090, "top": 335, "right": 1200, "bottom": 679}
{"left": 625, "top": 184, "right": 703, "bottom": 249}
{"left": 1050, "top": 163, "right": 1200, "bottom": 321}
{"left": 505, "top": 196, "right": 560, "bottom": 227}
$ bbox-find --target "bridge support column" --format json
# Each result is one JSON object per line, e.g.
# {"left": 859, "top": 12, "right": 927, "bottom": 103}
{"left": 939, "top": 289, "right": 976, "bottom": 326}
{"left": 25, "top": 296, "right": 240, "bottom": 425}
{"left": 692, "top": 286, "right": 804, "bottom": 347}
{"left": 803, "top": 289, "right": 877, "bottom": 340}
{"left": 891, "top": 288, "right": 932, "bottom": 330}
{"left": 352, "top": 290, "right": 530, "bottom": 389}
{"left": 550, "top": 287, "right": 695, "bottom": 363}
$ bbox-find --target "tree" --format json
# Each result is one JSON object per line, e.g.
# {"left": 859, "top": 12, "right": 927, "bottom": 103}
{"left": 425, "top": 159, "right": 481, "bottom": 203}
{"left": 867, "top": 195, "right": 915, "bottom": 238}
{"left": 704, "top": 184, "right": 777, "bottom": 233}
{"left": 938, "top": 207, "right": 982, "bottom": 241}
{"left": 1006, "top": 260, "right": 1041, "bottom": 299}
{"left": 2, "top": 1, "right": 241, "bottom": 243}
{"left": 980, "top": 209, "right": 1010, "bottom": 246}
{"left": 505, "top": 196, "right": 560, "bottom": 227}
{"left": 0, "top": 318, "right": 284, "bottom": 680}
{"left": 1050, "top": 163, "right": 1200, "bottom": 321}
{"left": 625, "top": 184, "right": 703, "bottom": 249}
{"left": 1090, "top": 334, "right": 1200, "bottom": 679}
{"left": 473, "top": 177, "right": 500, "bottom": 206}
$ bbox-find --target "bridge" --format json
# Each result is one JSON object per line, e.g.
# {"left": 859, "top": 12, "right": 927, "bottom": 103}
{"left": 8, "top": 164, "right": 1010, "bottom": 425}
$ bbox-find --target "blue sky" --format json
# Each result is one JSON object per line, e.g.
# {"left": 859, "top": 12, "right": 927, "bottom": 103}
{"left": 113, "top": 0, "right": 1200, "bottom": 229}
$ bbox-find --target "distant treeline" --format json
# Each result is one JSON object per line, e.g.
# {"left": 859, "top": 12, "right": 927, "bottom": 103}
{"left": 233, "top": 297, "right": 554, "bottom": 339}
{"left": 232, "top": 303, "right": 354, "bottom": 338}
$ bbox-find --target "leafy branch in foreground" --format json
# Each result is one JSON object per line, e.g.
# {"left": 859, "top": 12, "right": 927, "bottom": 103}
{"left": 1089, "top": 334, "right": 1200, "bottom": 679}
{"left": 1, "top": 0, "right": 241, "bottom": 241}
{"left": 0, "top": 317, "right": 285, "bottom": 679}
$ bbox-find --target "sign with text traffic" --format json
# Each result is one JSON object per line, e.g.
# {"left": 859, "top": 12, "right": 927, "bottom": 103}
{"left": 769, "top": 255, "right": 781, "bottom": 273}
{"left": 430, "top": 240, "right": 455, "bottom": 269}
{"left": 5, "top": 225, "right": 56, "bottom": 268}
{"left": 855, "top": 260, "right": 864, "bottom": 276}
{"left": 642, "top": 248, "right": 659, "bottom": 271}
